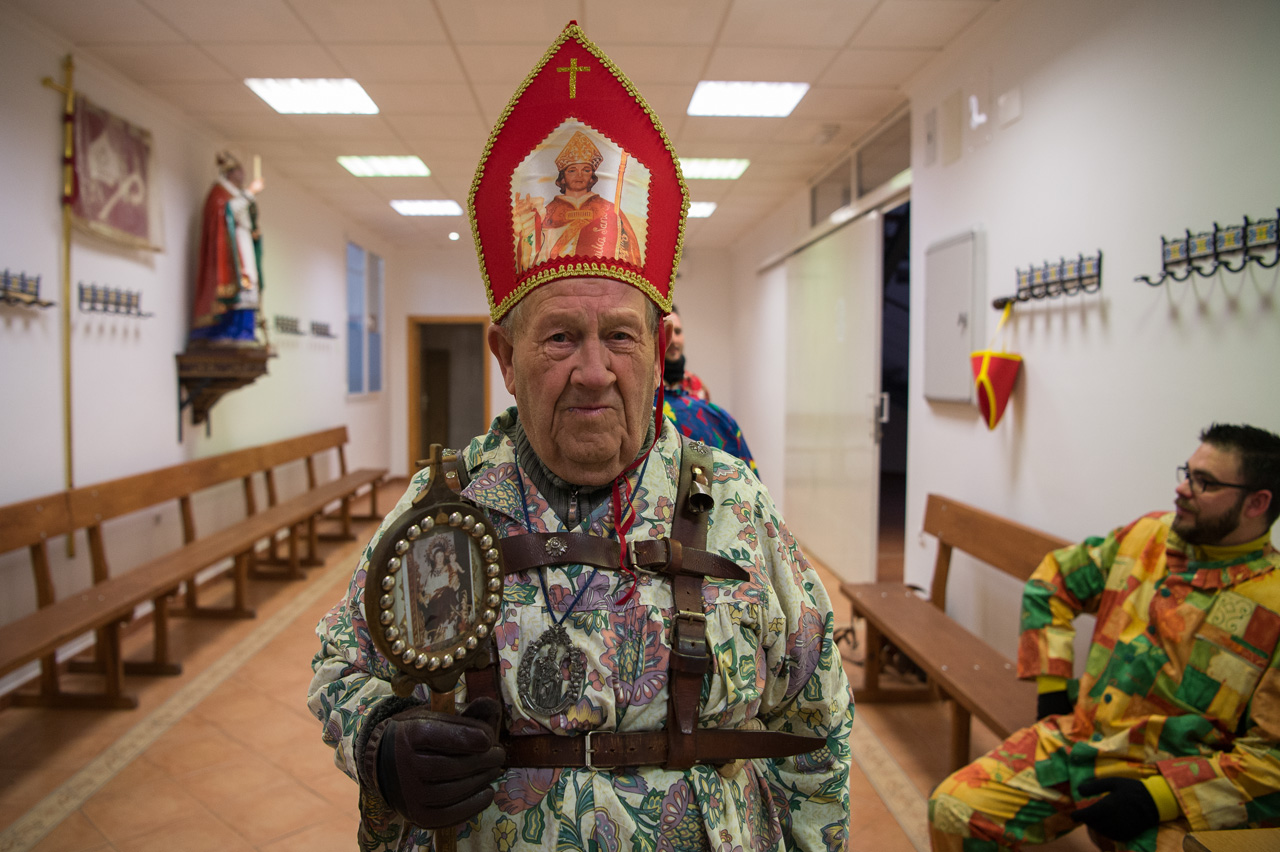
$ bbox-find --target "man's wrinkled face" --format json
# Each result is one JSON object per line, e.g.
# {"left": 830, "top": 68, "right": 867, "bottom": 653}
{"left": 665, "top": 311, "right": 684, "bottom": 362}
{"left": 1172, "top": 443, "right": 1250, "bottom": 545}
{"left": 489, "top": 278, "right": 660, "bottom": 487}
{"left": 564, "top": 163, "right": 594, "bottom": 194}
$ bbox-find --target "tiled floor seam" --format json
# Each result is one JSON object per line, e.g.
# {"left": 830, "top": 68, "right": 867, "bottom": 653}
{"left": 0, "top": 544, "right": 361, "bottom": 852}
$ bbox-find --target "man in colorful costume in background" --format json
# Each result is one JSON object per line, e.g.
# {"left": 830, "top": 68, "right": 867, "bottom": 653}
{"left": 664, "top": 305, "right": 712, "bottom": 402}
{"left": 929, "top": 423, "right": 1280, "bottom": 851}
{"left": 661, "top": 303, "right": 757, "bottom": 471}
{"left": 308, "top": 22, "right": 853, "bottom": 852}
{"left": 191, "top": 151, "right": 263, "bottom": 344}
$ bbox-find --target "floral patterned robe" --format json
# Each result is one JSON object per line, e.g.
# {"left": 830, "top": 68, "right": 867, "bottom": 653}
{"left": 308, "top": 409, "right": 854, "bottom": 851}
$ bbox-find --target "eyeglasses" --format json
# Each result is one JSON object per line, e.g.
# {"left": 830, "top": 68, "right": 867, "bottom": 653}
{"left": 1176, "top": 464, "right": 1253, "bottom": 495}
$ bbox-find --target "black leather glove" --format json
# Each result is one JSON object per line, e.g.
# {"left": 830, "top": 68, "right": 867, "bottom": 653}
{"left": 370, "top": 697, "right": 506, "bottom": 829}
{"left": 1036, "top": 690, "right": 1073, "bottom": 720}
{"left": 1072, "top": 777, "right": 1160, "bottom": 842}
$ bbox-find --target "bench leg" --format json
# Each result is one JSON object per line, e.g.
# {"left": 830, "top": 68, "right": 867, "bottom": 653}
{"left": 320, "top": 495, "right": 358, "bottom": 541}
{"left": 351, "top": 483, "right": 381, "bottom": 521}
{"left": 864, "top": 619, "right": 883, "bottom": 692}
{"left": 950, "top": 701, "right": 972, "bottom": 771}
{"left": 303, "top": 515, "right": 322, "bottom": 566}
{"left": 16, "top": 621, "right": 139, "bottom": 710}
{"left": 122, "top": 592, "right": 183, "bottom": 677}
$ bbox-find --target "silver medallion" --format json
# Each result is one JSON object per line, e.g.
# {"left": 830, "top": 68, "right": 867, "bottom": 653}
{"left": 517, "top": 623, "right": 587, "bottom": 715}
{"left": 545, "top": 536, "right": 569, "bottom": 557}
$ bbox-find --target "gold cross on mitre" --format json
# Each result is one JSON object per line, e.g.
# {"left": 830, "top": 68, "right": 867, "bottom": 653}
{"left": 556, "top": 56, "right": 590, "bottom": 98}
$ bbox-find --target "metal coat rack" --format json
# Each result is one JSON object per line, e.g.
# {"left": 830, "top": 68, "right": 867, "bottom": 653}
{"left": 992, "top": 252, "right": 1102, "bottom": 309}
{"left": 273, "top": 315, "right": 304, "bottom": 335}
{"left": 1136, "top": 210, "right": 1279, "bottom": 287}
{"left": 78, "top": 283, "right": 152, "bottom": 318}
{"left": 1, "top": 270, "right": 55, "bottom": 308}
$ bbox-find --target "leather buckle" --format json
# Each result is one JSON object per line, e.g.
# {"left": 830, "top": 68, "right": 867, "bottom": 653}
{"left": 583, "top": 729, "right": 597, "bottom": 769}
{"left": 625, "top": 539, "right": 644, "bottom": 572}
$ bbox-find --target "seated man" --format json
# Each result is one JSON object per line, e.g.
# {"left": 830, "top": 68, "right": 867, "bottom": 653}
{"left": 929, "top": 423, "right": 1280, "bottom": 852}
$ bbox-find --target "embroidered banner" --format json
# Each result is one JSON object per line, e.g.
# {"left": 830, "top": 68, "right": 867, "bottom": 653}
{"left": 67, "top": 94, "right": 160, "bottom": 250}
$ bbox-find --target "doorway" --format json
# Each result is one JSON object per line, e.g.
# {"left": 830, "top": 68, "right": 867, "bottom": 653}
{"left": 406, "top": 317, "right": 490, "bottom": 471}
{"left": 877, "top": 201, "right": 911, "bottom": 583}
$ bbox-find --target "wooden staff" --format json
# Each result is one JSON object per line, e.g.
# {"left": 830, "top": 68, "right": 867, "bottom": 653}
{"left": 42, "top": 55, "right": 76, "bottom": 556}
{"left": 612, "top": 151, "right": 628, "bottom": 258}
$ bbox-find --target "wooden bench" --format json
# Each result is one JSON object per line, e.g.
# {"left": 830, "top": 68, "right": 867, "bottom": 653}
{"left": 0, "top": 427, "right": 385, "bottom": 710}
{"left": 841, "top": 494, "right": 1070, "bottom": 771}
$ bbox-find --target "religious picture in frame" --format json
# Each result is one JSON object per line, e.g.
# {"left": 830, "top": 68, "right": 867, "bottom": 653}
{"left": 400, "top": 527, "right": 477, "bottom": 650}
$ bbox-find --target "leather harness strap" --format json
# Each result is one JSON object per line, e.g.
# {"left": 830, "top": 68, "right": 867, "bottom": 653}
{"left": 506, "top": 728, "right": 820, "bottom": 769}
{"left": 498, "top": 532, "right": 747, "bottom": 582}
{"left": 666, "top": 435, "right": 714, "bottom": 769}
{"left": 440, "top": 436, "right": 825, "bottom": 770}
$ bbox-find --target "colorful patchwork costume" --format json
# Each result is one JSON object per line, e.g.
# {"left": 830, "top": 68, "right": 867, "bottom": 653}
{"left": 663, "top": 389, "right": 758, "bottom": 475}
{"left": 308, "top": 410, "right": 854, "bottom": 851}
{"left": 929, "top": 511, "right": 1280, "bottom": 851}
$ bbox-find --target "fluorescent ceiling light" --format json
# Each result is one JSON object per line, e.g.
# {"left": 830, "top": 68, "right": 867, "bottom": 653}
{"left": 391, "top": 200, "right": 463, "bottom": 216}
{"left": 338, "top": 156, "right": 429, "bottom": 177}
{"left": 245, "top": 78, "right": 378, "bottom": 114}
{"left": 680, "top": 158, "right": 750, "bottom": 180}
{"left": 687, "top": 202, "right": 717, "bottom": 218}
{"left": 687, "top": 81, "right": 809, "bottom": 117}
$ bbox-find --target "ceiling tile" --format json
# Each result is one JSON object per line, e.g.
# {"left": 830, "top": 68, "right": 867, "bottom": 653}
{"left": 200, "top": 113, "right": 313, "bottom": 141}
{"left": 146, "top": 82, "right": 275, "bottom": 115}
{"left": 285, "top": 0, "right": 449, "bottom": 44}
{"left": 139, "top": 0, "right": 312, "bottom": 43}
{"left": 718, "top": 0, "right": 879, "bottom": 48}
{"left": 678, "top": 117, "right": 785, "bottom": 144}
{"left": 11, "top": 0, "right": 185, "bottom": 44}
{"left": 851, "top": 0, "right": 996, "bottom": 50}
{"left": 632, "top": 84, "right": 697, "bottom": 128}
{"left": 702, "top": 47, "right": 838, "bottom": 82}
{"left": 87, "top": 44, "right": 233, "bottom": 83}
{"left": 455, "top": 44, "right": 550, "bottom": 85}
{"left": 385, "top": 114, "right": 489, "bottom": 143}
{"left": 769, "top": 119, "right": 876, "bottom": 151}
{"left": 604, "top": 45, "right": 711, "bottom": 86}
{"left": 580, "top": 0, "right": 730, "bottom": 46}
{"left": 436, "top": 0, "right": 580, "bottom": 45}
{"left": 789, "top": 87, "right": 905, "bottom": 122}
{"left": 820, "top": 48, "right": 936, "bottom": 88}
{"left": 285, "top": 115, "right": 401, "bottom": 142}
{"left": 329, "top": 43, "right": 466, "bottom": 83}
{"left": 200, "top": 43, "right": 346, "bottom": 78}
{"left": 359, "top": 82, "right": 480, "bottom": 116}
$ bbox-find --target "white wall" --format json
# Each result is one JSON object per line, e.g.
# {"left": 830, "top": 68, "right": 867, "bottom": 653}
{"left": 0, "top": 7, "right": 393, "bottom": 628}
{"left": 904, "top": 0, "right": 1280, "bottom": 658}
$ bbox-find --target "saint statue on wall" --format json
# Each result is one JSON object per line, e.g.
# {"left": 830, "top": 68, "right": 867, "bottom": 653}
{"left": 190, "top": 151, "right": 264, "bottom": 346}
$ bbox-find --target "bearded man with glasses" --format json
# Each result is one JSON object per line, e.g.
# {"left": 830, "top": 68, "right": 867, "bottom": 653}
{"left": 930, "top": 423, "right": 1280, "bottom": 852}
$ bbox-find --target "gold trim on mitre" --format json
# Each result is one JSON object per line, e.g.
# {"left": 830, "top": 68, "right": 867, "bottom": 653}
{"left": 554, "top": 131, "right": 604, "bottom": 171}
{"left": 468, "top": 22, "right": 690, "bottom": 323}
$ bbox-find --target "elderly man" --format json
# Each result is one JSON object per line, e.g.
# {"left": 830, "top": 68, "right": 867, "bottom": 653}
{"left": 309, "top": 22, "right": 852, "bottom": 852}
{"left": 929, "top": 423, "right": 1280, "bottom": 852}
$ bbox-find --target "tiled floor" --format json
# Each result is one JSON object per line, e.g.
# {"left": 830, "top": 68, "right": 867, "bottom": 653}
{"left": 0, "top": 478, "right": 1086, "bottom": 851}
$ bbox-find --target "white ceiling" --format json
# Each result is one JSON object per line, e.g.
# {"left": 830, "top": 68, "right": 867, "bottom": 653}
{"left": 8, "top": 0, "right": 999, "bottom": 250}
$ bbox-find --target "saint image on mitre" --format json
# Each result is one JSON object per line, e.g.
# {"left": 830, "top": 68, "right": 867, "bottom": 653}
{"left": 511, "top": 123, "right": 647, "bottom": 273}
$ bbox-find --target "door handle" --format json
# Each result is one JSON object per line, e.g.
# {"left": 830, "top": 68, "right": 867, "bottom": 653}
{"left": 878, "top": 392, "right": 890, "bottom": 424}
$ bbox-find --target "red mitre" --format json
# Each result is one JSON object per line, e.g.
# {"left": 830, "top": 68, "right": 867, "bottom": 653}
{"left": 469, "top": 21, "right": 689, "bottom": 322}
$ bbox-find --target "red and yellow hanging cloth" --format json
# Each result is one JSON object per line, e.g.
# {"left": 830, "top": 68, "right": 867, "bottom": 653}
{"left": 970, "top": 302, "right": 1022, "bottom": 430}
